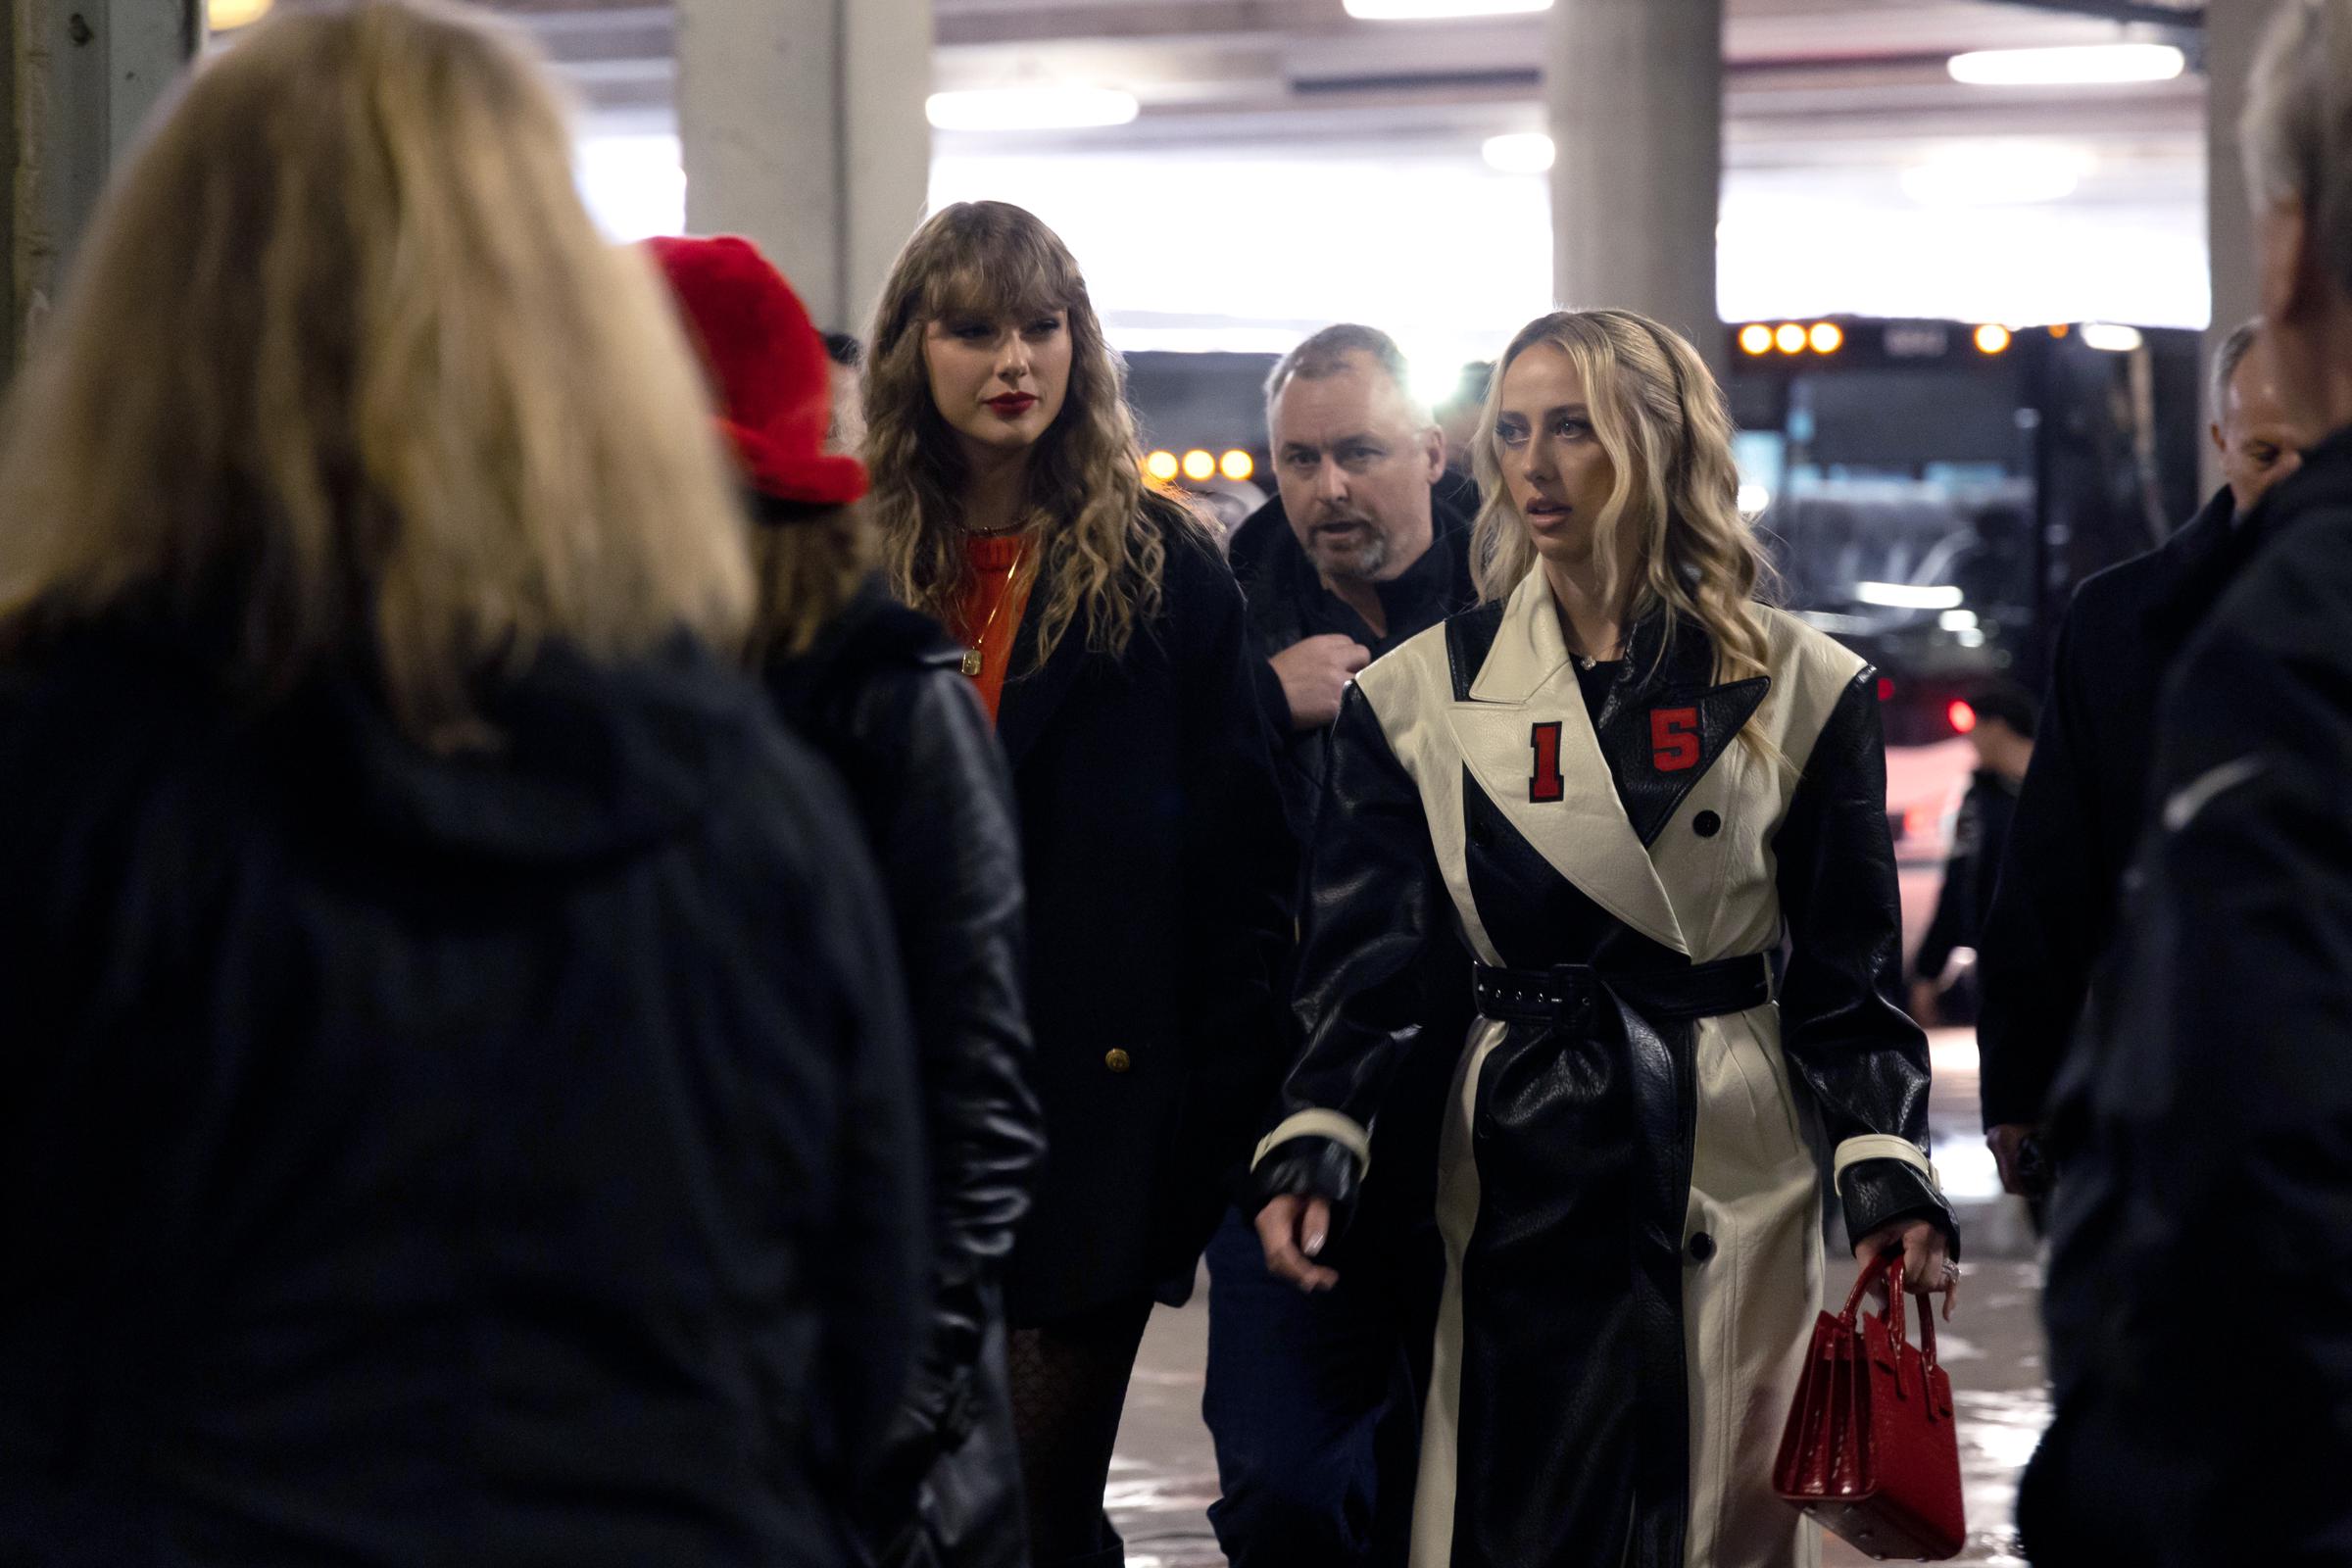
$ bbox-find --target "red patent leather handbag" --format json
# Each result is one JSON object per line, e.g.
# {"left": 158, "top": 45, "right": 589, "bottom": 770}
{"left": 1771, "top": 1253, "right": 1965, "bottom": 1560}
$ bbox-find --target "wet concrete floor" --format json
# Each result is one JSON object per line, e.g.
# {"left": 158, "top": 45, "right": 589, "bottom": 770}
{"left": 1106, "top": 1031, "right": 2045, "bottom": 1566}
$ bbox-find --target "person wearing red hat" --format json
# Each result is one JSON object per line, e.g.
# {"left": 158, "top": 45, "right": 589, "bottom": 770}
{"left": 649, "top": 232, "right": 1047, "bottom": 1568}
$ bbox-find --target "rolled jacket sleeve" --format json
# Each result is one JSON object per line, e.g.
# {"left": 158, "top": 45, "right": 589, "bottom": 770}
{"left": 1772, "top": 669, "right": 1958, "bottom": 1253}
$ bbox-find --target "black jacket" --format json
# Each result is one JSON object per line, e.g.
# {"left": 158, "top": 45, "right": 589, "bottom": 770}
{"left": 1231, "top": 489, "right": 1480, "bottom": 840}
{"left": 2023, "top": 427, "right": 2352, "bottom": 1566}
{"left": 1000, "top": 505, "right": 1297, "bottom": 1325}
{"left": 1975, "top": 488, "right": 2257, "bottom": 1127}
{"left": 764, "top": 577, "right": 1045, "bottom": 1568}
{"left": 1911, "top": 766, "right": 2020, "bottom": 985}
{"left": 0, "top": 625, "right": 923, "bottom": 1568}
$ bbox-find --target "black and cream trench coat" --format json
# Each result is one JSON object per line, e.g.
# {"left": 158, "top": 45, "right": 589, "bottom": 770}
{"left": 1253, "top": 571, "right": 1955, "bottom": 1568}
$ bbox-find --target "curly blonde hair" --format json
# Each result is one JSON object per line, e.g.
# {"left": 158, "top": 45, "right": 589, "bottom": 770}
{"left": 862, "top": 201, "right": 1198, "bottom": 663}
{"left": 0, "top": 0, "right": 752, "bottom": 748}
{"left": 1470, "top": 310, "right": 1777, "bottom": 693}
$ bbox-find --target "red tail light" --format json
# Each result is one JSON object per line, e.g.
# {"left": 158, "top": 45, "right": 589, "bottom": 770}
{"left": 1947, "top": 700, "right": 1978, "bottom": 735}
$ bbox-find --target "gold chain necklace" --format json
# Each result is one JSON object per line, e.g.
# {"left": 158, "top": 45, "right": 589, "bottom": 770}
{"left": 960, "top": 541, "right": 1034, "bottom": 679}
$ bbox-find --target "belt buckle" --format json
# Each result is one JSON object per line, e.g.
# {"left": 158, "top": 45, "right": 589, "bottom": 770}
{"left": 1544, "top": 963, "right": 1599, "bottom": 1029}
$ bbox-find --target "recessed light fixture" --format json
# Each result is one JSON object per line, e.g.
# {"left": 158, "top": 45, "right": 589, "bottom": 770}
{"left": 1346, "top": 0, "right": 1549, "bottom": 18}
{"left": 1947, "top": 44, "right": 2185, "bottom": 87}
{"left": 2080, "top": 321, "right": 2145, "bottom": 353}
{"left": 1482, "top": 133, "right": 1556, "bottom": 174}
{"left": 925, "top": 87, "right": 1140, "bottom": 132}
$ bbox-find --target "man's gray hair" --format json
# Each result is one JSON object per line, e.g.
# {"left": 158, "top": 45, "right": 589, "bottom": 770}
{"left": 2243, "top": 0, "right": 2352, "bottom": 298}
{"left": 1264, "top": 323, "right": 1432, "bottom": 423}
{"left": 2210, "top": 318, "right": 2264, "bottom": 424}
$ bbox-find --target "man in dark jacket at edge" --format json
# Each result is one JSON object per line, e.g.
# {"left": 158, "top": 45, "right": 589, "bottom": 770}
{"left": 1204, "top": 324, "right": 1477, "bottom": 1568}
{"left": 1973, "top": 318, "right": 2313, "bottom": 1199}
{"left": 2020, "top": 5, "right": 2352, "bottom": 1558}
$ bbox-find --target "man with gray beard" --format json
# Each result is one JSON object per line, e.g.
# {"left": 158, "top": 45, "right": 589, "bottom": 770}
{"left": 1207, "top": 325, "right": 1475, "bottom": 1568}
{"left": 1229, "top": 325, "right": 1479, "bottom": 837}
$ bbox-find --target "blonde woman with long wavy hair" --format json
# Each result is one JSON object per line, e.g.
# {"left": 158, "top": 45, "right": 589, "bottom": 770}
{"left": 0, "top": 5, "right": 925, "bottom": 1563}
{"left": 861, "top": 200, "right": 1294, "bottom": 1568}
{"left": 1252, "top": 309, "right": 1957, "bottom": 1568}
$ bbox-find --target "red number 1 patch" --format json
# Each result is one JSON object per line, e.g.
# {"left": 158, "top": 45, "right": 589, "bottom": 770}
{"left": 1530, "top": 721, "right": 1565, "bottom": 802}
{"left": 1651, "top": 708, "right": 1701, "bottom": 772}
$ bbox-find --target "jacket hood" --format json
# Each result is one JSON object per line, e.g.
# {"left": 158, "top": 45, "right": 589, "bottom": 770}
{"left": 8, "top": 623, "right": 780, "bottom": 870}
{"left": 311, "top": 638, "right": 776, "bottom": 866}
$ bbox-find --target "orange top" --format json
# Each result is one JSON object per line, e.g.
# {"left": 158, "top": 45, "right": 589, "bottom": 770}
{"left": 952, "top": 532, "right": 1038, "bottom": 724}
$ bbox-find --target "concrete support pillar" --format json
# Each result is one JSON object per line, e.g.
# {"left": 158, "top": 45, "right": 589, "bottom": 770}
{"left": 675, "top": 0, "right": 932, "bottom": 336}
{"left": 2204, "top": 0, "right": 2283, "bottom": 488}
{"left": 2, "top": 0, "right": 201, "bottom": 379}
{"left": 1546, "top": 0, "right": 1726, "bottom": 378}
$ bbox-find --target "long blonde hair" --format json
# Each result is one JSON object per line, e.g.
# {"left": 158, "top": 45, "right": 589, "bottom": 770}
{"left": 863, "top": 201, "right": 1197, "bottom": 663}
{"left": 1470, "top": 310, "right": 1775, "bottom": 690}
{"left": 0, "top": 0, "right": 752, "bottom": 747}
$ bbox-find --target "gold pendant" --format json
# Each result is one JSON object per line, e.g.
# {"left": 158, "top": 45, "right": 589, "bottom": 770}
{"left": 960, "top": 650, "right": 984, "bottom": 678}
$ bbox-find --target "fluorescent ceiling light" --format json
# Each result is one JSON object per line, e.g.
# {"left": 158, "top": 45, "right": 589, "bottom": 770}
{"left": 1855, "top": 581, "right": 1965, "bottom": 611}
{"left": 1346, "top": 0, "right": 1550, "bottom": 19}
{"left": 926, "top": 87, "right": 1140, "bottom": 132}
{"left": 1947, "top": 44, "right": 2185, "bottom": 87}
{"left": 1483, "top": 133, "right": 1555, "bottom": 174}
{"left": 2080, "top": 321, "right": 2145, "bottom": 353}
{"left": 1901, "top": 149, "right": 2086, "bottom": 208}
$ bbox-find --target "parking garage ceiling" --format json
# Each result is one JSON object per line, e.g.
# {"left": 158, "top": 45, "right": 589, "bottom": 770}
{"left": 445, "top": 0, "right": 2204, "bottom": 166}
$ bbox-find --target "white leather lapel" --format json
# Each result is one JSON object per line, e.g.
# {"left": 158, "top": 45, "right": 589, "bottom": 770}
{"left": 1448, "top": 574, "right": 1689, "bottom": 955}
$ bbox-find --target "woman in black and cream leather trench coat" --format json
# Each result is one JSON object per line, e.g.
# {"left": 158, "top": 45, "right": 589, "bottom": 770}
{"left": 1253, "top": 310, "right": 1960, "bottom": 1568}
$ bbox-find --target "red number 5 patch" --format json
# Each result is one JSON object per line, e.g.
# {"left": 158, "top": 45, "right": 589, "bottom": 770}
{"left": 1650, "top": 708, "right": 1700, "bottom": 772}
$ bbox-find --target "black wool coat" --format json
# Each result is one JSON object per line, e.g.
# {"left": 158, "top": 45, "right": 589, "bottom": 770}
{"left": 997, "top": 504, "right": 1297, "bottom": 1326}
{"left": 0, "top": 624, "right": 924, "bottom": 1568}
{"left": 1973, "top": 487, "right": 2257, "bottom": 1128}
{"left": 2023, "top": 426, "right": 2352, "bottom": 1566}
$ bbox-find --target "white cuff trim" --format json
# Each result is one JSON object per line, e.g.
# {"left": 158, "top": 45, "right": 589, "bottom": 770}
{"left": 1833, "top": 1134, "right": 1940, "bottom": 1194}
{"left": 1252, "top": 1109, "right": 1373, "bottom": 1178}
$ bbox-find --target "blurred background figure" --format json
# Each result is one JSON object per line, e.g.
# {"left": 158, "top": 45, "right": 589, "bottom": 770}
{"left": 825, "top": 330, "right": 868, "bottom": 456}
{"left": 1976, "top": 318, "right": 2316, "bottom": 1202}
{"left": 1909, "top": 679, "right": 2037, "bottom": 1029}
{"left": 1203, "top": 323, "right": 1474, "bottom": 1568}
{"left": 648, "top": 232, "right": 1046, "bottom": 1568}
{"left": 1431, "top": 361, "right": 1492, "bottom": 490}
{"left": 0, "top": 5, "right": 924, "bottom": 1565}
{"left": 2025, "top": 2, "right": 2352, "bottom": 1562}
{"left": 860, "top": 200, "right": 1293, "bottom": 1568}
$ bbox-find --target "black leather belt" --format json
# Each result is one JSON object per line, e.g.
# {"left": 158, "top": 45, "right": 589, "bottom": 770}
{"left": 1473, "top": 953, "right": 1775, "bottom": 1025}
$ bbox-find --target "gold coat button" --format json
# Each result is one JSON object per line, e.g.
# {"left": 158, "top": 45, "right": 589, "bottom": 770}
{"left": 1104, "top": 1048, "right": 1133, "bottom": 1074}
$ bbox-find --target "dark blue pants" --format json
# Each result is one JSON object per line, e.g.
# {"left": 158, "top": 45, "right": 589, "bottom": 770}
{"left": 1200, "top": 1207, "right": 1431, "bottom": 1568}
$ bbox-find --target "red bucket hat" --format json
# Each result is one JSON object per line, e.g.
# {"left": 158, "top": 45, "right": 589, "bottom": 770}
{"left": 644, "top": 233, "right": 868, "bottom": 509}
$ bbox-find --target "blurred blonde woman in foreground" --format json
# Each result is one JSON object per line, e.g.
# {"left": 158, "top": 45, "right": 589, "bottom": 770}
{"left": 0, "top": 5, "right": 924, "bottom": 1563}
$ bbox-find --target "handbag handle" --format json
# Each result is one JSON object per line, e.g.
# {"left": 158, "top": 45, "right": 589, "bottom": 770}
{"left": 1837, "top": 1251, "right": 1944, "bottom": 1379}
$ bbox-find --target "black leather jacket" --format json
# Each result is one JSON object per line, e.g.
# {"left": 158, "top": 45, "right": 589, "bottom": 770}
{"left": 766, "top": 576, "right": 1046, "bottom": 1565}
